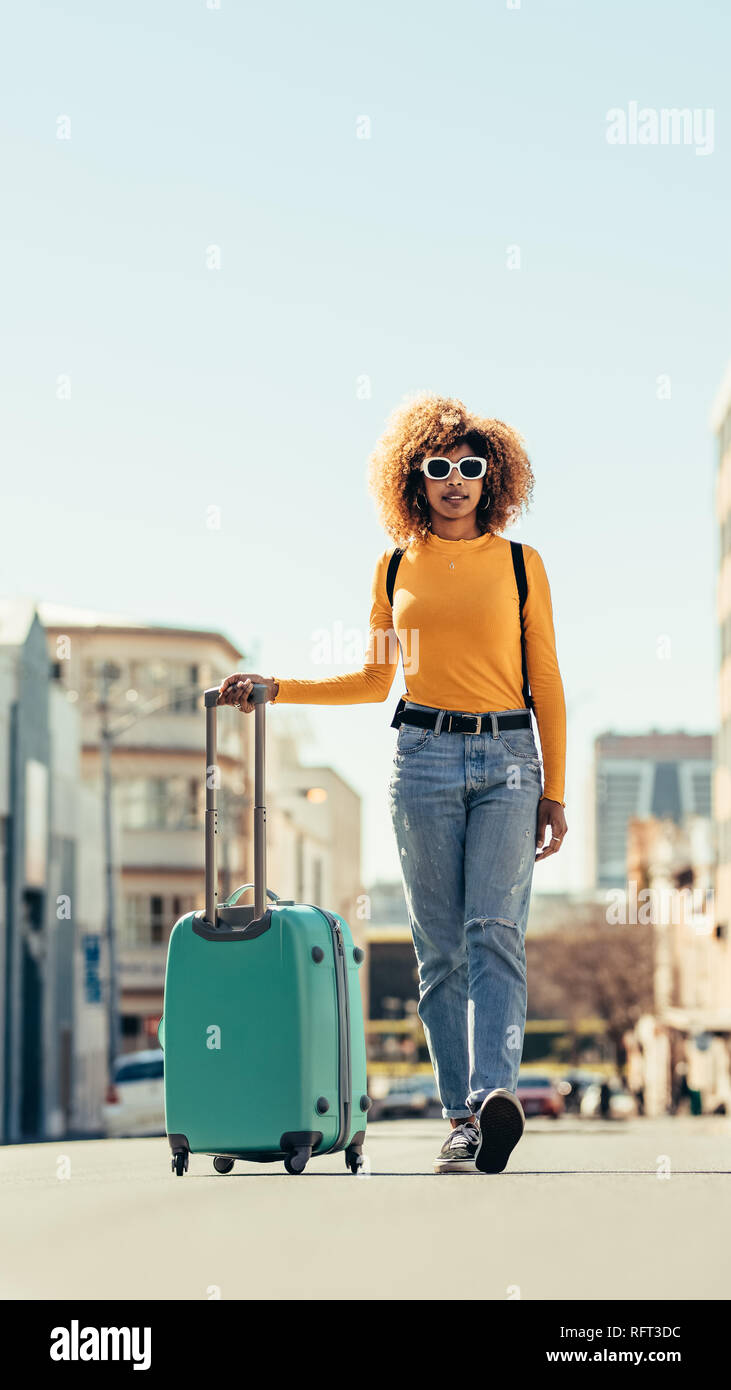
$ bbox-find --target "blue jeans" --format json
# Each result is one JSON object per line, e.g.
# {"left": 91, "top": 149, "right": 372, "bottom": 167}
{"left": 387, "top": 703, "right": 542, "bottom": 1120}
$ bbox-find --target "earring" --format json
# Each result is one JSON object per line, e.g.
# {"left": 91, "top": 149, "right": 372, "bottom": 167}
{"left": 477, "top": 493, "right": 491, "bottom": 513}
{"left": 415, "top": 492, "right": 428, "bottom": 512}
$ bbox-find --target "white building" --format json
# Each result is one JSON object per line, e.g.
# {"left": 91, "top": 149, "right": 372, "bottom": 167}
{"left": 624, "top": 815, "right": 731, "bottom": 1115}
{"left": 0, "top": 600, "right": 108, "bottom": 1142}
{"left": 712, "top": 362, "right": 731, "bottom": 1014}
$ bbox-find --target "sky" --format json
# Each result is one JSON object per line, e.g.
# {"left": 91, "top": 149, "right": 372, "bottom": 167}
{"left": 1, "top": 0, "right": 729, "bottom": 889}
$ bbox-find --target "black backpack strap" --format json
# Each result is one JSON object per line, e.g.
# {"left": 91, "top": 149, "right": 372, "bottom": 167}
{"left": 390, "top": 696, "right": 407, "bottom": 729}
{"left": 386, "top": 547, "right": 404, "bottom": 608}
{"left": 510, "top": 541, "right": 535, "bottom": 712}
{"left": 386, "top": 548, "right": 406, "bottom": 727}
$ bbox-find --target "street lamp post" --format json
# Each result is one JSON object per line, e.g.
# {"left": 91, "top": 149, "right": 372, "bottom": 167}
{"left": 99, "top": 663, "right": 122, "bottom": 1083}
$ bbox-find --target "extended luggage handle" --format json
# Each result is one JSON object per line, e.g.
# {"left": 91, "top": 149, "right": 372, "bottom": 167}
{"left": 202, "top": 684, "right": 269, "bottom": 929}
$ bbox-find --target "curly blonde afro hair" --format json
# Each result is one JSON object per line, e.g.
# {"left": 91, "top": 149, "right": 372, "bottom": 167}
{"left": 367, "top": 392, "right": 534, "bottom": 548}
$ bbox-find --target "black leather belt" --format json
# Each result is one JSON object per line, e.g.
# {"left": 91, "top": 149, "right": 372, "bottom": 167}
{"left": 391, "top": 697, "right": 531, "bottom": 736}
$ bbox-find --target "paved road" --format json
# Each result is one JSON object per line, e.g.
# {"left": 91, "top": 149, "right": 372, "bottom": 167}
{"left": 1, "top": 1116, "right": 729, "bottom": 1300}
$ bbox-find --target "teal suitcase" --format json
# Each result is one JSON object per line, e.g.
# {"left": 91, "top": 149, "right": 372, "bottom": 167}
{"left": 159, "top": 685, "right": 369, "bottom": 1176}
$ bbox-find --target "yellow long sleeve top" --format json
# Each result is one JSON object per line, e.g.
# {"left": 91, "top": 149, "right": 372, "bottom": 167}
{"left": 272, "top": 529, "right": 567, "bottom": 804}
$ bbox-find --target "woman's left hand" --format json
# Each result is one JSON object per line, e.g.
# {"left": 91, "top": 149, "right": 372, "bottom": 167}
{"left": 535, "top": 799, "right": 567, "bottom": 861}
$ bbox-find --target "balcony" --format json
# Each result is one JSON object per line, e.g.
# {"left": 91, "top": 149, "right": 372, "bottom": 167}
{"left": 94, "top": 709, "right": 244, "bottom": 759}
{"left": 119, "top": 946, "right": 167, "bottom": 993}
{"left": 121, "top": 827, "right": 205, "bottom": 871}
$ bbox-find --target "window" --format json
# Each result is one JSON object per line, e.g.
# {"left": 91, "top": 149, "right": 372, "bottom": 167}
{"left": 150, "top": 895, "right": 165, "bottom": 944}
{"left": 115, "top": 1056, "right": 164, "bottom": 1083}
{"left": 170, "top": 665, "right": 199, "bottom": 714}
{"left": 126, "top": 662, "right": 200, "bottom": 713}
{"left": 122, "top": 898, "right": 147, "bottom": 947}
{"left": 116, "top": 777, "right": 201, "bottom": 830}
{"left": 122, "top": 893, "right": 197, "bottom": 947}
{"left": 82, "top": 658, "right": 128, "bottom": 693}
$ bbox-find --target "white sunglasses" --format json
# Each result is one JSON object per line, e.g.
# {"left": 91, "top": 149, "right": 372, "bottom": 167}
{"left": 420, "top": 456, "right": 487, "bottom": 481}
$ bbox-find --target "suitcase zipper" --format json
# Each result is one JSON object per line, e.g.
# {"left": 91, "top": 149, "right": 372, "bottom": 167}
{"left": 310, "top": 907, "right": 351, "bottom": 1154}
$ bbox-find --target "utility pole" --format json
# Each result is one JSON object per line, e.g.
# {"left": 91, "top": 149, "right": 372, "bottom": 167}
{"left": 99, "top": 662, "right": 122, "bottom": 1082}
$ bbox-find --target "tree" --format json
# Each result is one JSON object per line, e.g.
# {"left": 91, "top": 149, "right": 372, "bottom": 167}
{"left": 527, "top": 904, "right": 655, "bottom": 1066}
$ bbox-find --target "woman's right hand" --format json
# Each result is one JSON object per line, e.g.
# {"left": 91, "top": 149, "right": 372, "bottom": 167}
{"left": 217, "top": 673, "right": 278, "bottom": 713}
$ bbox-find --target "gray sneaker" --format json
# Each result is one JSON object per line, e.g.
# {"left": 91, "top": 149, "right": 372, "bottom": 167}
{"left": 474, "top": 1089, "right": 525, "bottom": 1173}
{"left": 433, "top": 1120, "right": 480, "bottom": 1174}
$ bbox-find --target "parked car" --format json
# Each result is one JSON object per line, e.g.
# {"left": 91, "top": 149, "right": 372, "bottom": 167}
{"left": 580, "top": 1081, "right": 637, "bottom": 1120}
{"left": 368, "top": 1074, "right": 443, "bottom": 1121}
{"left": 103, "top": 1049, "right": 165, "bottom": 1138}
{"left": 560, "top": 1069, "right": 604, "bottom": 1114}
{"left": 516, "top": 1072, "right": 564, "bottom": 1119}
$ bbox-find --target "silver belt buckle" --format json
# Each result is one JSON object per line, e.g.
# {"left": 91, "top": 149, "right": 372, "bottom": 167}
{"left": 473, "top": 714, "right": 482, "bottom": 734}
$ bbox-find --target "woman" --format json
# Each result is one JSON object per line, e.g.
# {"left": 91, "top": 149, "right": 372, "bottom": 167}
{"left": 218, "top": 392, "right": 567, "bottom": 1175}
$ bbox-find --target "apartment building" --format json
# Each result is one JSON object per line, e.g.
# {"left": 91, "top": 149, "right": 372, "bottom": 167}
{"left": 713, "top": 362, "right": 731, "bottom": 1006}
{"left": 624, "top": 814, "right": 731, "bottom": 1114}
{"left": 39, "top": 604, "right": 254, "bottom": 1054}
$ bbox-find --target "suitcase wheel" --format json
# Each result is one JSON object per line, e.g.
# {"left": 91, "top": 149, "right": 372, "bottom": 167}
{"left": 345, "top": 1144, "right": 365, "bottom": 1175}
{"left": 283, "top": 1147, "right": 310, "bottom": 1175}
{"left": 213, "top": 1156, "right": 235, "bottom": 1175}
{"left": 172, "top": 1149, "right": 189, "bottom": 1177}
